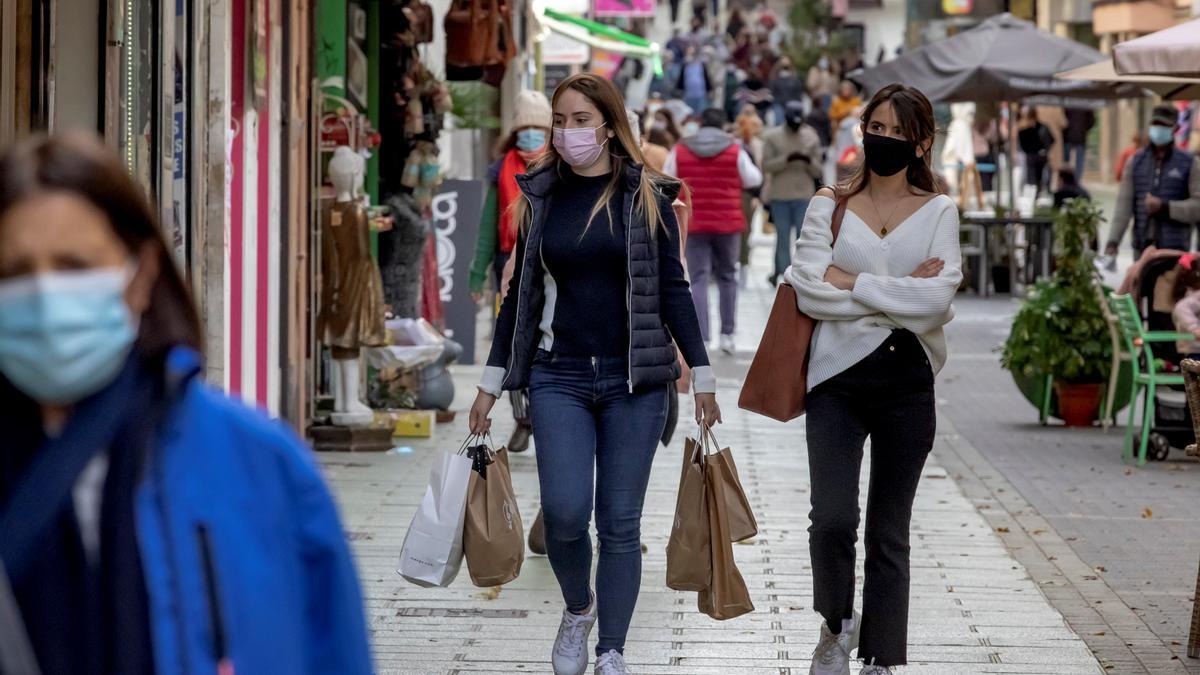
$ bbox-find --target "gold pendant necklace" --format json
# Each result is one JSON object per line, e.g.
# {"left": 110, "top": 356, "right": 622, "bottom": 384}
{"left": 868, "top": 189, "right": 902, "bottom": 239}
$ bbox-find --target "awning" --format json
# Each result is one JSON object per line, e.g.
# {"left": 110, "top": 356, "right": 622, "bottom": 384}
{"left": 1113, "top": 18, "right": 1200, "bottom": 79}
{"left": 1057, "top": 59, "right": 1200, "bottom": 101}
{"left": 533, "top": 4, "right": 663, "bottom": 76}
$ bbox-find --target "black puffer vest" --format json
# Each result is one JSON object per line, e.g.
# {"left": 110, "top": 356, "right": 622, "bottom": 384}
{"left": 1130, "top": 145, "right": 1193, "bottom": 247}
{"left": 497, "top": 162, "right": 682, "bottom": 392}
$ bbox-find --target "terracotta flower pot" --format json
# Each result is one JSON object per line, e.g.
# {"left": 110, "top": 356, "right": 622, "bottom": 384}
{"left": 1053, "top": 381, "right": 1103, "bottom": 427}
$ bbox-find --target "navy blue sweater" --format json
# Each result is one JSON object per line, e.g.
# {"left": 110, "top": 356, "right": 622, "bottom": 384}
{"left": 541, "top": 170, "right": 628, "bottom": 356}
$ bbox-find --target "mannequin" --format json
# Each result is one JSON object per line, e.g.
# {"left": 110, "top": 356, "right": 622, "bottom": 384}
{"left": 942, "top": 102, "right": 984, "bottom": 210}
{"left": 320, "top": 146, "right": 387, "bottom": 426}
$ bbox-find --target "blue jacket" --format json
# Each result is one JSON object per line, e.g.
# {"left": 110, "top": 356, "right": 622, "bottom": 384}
{"left": 136, "top": 350, "right": 373, "bottom": 674}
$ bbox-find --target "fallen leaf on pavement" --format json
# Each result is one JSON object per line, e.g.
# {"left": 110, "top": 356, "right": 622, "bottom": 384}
{"left": 996, "top": 527, "right": 1010, "bottom": 533}
{"left": 475, "top": 586, "right": 502, "bottom": 600}
{"left": 1142, "top": 507, "right": 1153, "bottom": 519}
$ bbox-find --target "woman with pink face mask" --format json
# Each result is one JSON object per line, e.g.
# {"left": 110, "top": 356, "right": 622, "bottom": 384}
{"left": 468, "top": 74, "right": 720, "bottom": 675}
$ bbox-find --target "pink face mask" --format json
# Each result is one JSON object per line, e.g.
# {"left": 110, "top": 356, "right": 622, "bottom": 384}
{"left": 552, "top": 123, "right": 608, "bottom": 169}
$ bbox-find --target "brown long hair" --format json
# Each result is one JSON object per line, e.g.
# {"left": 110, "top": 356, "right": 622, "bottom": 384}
{"left": 512, "top": 73, "right": 679, "bottom": 236}
{"left": 841, "top": 83, "right": 941, "bottom": 198}
{"left": 0, "top": 133, "right": 202, "bottom": 360}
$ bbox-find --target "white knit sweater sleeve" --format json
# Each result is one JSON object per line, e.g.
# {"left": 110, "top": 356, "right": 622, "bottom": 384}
{"left": 782, "top": 196, "right": 876, "bottom": 321}
{"left": 850, "top": 198, "right": 963, "bottom": 334}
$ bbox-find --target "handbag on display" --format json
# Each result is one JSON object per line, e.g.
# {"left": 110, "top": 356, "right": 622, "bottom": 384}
{"left": 406, "top": 0, "right": 434, "bottom": 44}
{"left": 738, "top": 197, "right": 847, "bottom": 422}
{"left": 462, "top": 442, "right": 525, "bottom": 587}
{"left": 398, "top": 439, "right": 475, "bottom": 588}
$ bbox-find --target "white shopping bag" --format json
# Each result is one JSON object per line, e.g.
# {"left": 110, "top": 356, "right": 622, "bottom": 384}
{"left": 398, "top": 448, "right": 474, "bottom": 587}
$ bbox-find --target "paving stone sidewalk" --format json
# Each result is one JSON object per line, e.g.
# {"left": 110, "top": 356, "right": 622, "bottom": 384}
{"left": 937, "top": 297, "right": 1200, "bottom": 673}
{"left": 319, "top": 254, "right": 1102, "bottom": 674}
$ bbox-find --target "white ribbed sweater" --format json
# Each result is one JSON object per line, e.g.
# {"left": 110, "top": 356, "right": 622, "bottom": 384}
{"left": 782, "top": 194, "right": 962, "bottom": 391}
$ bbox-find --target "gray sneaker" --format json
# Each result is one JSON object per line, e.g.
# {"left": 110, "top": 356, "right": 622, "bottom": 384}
{"left": 810, "top": 611, "right": 861, "bottom": 675}
{"left": 859, "top": 667, "right": 892, "bottom": 675}
{"left": 595, "top": 650, "right": 630, "bottom": 674}
{"left": 552, "top": 597, "right": 597, "bottom": 675}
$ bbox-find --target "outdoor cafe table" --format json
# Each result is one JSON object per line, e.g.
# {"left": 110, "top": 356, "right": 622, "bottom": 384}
{"left": 960, "top": 216, "right": 1055, "bottom": 296}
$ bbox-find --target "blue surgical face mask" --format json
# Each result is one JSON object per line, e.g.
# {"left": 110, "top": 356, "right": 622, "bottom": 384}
{"left": 0, "top": 266, "right": 138, "bottom": 404}
{"left": 1148, "top": 125, "right": 1174, "bottom": 147}
{"left": 516, "top": 128, "right": 547, "bottom": 152}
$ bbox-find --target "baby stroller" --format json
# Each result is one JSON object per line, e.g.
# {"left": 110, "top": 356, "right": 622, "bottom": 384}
{"left": 1127, "top": 252, "right": 1193, "bottom": 460}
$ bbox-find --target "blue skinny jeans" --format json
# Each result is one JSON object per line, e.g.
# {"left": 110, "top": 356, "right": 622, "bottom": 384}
{"left": 528, "top": 350, "right": 670, "bottom": 656}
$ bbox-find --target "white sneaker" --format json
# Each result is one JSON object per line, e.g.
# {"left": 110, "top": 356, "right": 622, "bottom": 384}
{"left": 719, "top": 334, "right": 735, "bottom": 355}
{"left": 552, "top": 598, "right": 597, "bottom": 675}
{"left": 595, "top": 650, "right": 630, "bottom": 674}
{"left": 859, "top": 667, "right": 892, "bottom": 675}
{"left": 810, "top": 611, "right": 861, "bottom": 675}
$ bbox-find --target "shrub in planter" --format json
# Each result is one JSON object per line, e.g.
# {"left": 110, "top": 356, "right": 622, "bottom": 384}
{"left": 1000, "top": 197, "right": 1110, "bottom": 425}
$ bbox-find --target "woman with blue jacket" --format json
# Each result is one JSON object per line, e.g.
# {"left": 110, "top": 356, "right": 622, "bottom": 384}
{"left": 0, "top": 134, "right": 372, "bottom": 675}
{"left": 469, "top": 73, "right": 721, "bottom": 675}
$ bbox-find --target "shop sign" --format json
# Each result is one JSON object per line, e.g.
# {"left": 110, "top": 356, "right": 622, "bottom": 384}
{"left": 909, "top": 0, "right": 1003, "bottom": 19}
{"left": 543, "top": 30, "right": 590, "bottom": 65}
{"left": 593, "top": 0, "right": 655, "bottom": 17}
{"left": 588, "top": 49, "right": 623, "bottom": 81}
{"left": 432, "top": 180, "right": 484, "bottom": 364}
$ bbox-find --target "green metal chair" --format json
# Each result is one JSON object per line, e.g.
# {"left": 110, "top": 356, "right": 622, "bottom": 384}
{"left": 1095, "top": 278, "right": 1132, "bottom": 430}
{"left": 1109, "top": 293, "right": 1192, "bottom": 465}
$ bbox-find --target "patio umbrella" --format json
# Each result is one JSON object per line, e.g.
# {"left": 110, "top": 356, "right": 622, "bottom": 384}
{"left": 855, "top": 13, "right": 1141, "bottom": 104}
{"left": 1113, "top": 18, "right": 1200, "bottom": 79}
{"left": 1057, "top": 59, "right": 1200, "bottom": 101}
{"left": 855, "top": 14, "right": 1139, "bottom": 220}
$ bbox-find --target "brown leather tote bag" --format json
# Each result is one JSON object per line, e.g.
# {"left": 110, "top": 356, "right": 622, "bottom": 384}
{"left": 738, "top": 198, "right": 846, "bottom": 422}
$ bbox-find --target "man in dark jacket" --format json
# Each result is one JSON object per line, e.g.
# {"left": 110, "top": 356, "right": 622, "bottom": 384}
{"left": 1106, "top": 105, "right": 1200, "bottom": 256}
{"left": 663, "top": 108, "right": 763, "bottom": 355}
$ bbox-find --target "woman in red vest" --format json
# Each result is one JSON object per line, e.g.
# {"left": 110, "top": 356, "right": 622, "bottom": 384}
{"left": 467, "top": 90, "right": 552, "bottom": 454}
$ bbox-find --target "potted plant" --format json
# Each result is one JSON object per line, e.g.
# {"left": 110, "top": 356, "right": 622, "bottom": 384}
{"left": 1001, "top": 197, "right": 1110, "bottom": 426}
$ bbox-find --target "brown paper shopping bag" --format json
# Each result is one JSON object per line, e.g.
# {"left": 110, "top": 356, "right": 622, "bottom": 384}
{"left": 463, "top": 445, "right": 525, "bottom": 587}
{"left": 697, "top": 451, "right": 755, "bottom": 621}
{"left": 705, "top": 429, "right": 758, "bottom": 543}
{"left": 666, "top": 437, "right": 711, "bottom": 591}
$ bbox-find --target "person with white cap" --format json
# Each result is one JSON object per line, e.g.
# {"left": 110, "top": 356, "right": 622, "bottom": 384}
{"left": 468, "top": 90, "right": 553, "bottom": 455}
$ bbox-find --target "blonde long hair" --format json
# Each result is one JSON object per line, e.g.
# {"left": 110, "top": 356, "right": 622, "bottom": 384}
{"left": 511, "top": 73, "right": 678, "bottom": 237}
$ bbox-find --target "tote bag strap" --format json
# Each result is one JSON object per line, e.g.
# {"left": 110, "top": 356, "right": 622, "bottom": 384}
{"left": 830, "top": 195, "right": 848, "bottom": 243}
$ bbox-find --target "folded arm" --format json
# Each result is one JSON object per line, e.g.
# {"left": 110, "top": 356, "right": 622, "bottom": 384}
{"left": 850, "top": 199, "right": 963, "bottom": 333}
{"left": 782, "top": 194, "right": 876, "bottom": 321}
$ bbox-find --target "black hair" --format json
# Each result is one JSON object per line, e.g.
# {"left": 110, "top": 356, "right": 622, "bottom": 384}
{"left": 701, "top": 107, "right": 728, "bottom": 128}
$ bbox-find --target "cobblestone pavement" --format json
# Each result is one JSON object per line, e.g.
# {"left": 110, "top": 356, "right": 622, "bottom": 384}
{"left": 320, "top": 253, "right": 1102, "bottom": 674}
{"left": 937, "top": 297, "right": 1200, "bottom": 673}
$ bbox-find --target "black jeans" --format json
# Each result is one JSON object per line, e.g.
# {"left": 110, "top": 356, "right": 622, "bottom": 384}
{"left": 805, "top": 330, "right": 936, "bottom": 667}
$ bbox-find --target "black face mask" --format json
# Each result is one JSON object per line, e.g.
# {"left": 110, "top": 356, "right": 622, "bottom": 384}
{"left": 862, "top": 132, "right": 917, "bottom": 177}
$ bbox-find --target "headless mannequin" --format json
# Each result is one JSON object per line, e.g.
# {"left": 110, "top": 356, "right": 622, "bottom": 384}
{"left": 323, "top": 147, "right": 385, "bottom": 426}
